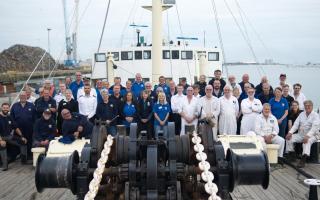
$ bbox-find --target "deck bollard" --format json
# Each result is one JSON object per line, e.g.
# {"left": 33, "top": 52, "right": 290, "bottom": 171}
{"left": 304, "top": 179, "right": 320, "bottom": 200}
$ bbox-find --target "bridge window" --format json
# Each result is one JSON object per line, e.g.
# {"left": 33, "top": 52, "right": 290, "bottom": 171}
{"left": 181, "top": 51, "right": 193, "bottom": 60}
{"left": 121, "top": 51, "right": 133, "bottom": 60}
{"left": 143, "top": 50, "right": 151, "bottom": 59}
{"left": 95, "top": 53, "right": 106, "bottom": 62}
{"left": 135, "top": 51, "right": 143, "bottom": 60}
{"left": 111, "top": 52, "right": 119, "bottom": 61}
{"left": 163, "top": 50, "right": 170, "bottom": 59}
{"left": 171, "top": 50, "right": 179, "bottom": 59}
{"left": 208, "top": 52, "right": 219, "bottom": 61}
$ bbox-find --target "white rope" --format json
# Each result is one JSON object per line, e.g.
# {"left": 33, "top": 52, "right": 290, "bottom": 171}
{"left": 191, "top": 131, "right": 221, "bottom": 200}
{"left": 84, "top": 135, "right": 114, "bottom": 200}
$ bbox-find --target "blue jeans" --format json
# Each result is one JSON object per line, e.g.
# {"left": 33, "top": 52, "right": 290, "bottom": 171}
{"left": 154, "top": 125, "right": 168, "bottom": 139}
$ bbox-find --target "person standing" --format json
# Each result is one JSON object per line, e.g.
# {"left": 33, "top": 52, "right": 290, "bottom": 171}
{"left": 153, "top": 76, "right": 170, "bottom": 96}
{"left": 212, "top": 79, "right": 223, "bottom": 98}
{"left": 219, "top": 86, "right": 239, "bottom": 135}
{"left": 170, "top": 84, "right": 186, "bottom": 135}
{"left": 226, "top": 75, "right": 242, "bottom": 95}
{"left": 269, "top": 87, "right": 289, "bottom": 138}
{"left": 282, "top": 84, "right": 294, "bottom": 108}
{"left": 35, "top": 89, "right": 57, "bottom": 119}
{"left": 254, "top": 103, "right": 285, "bottom": 158}
{"left": 153, "top": 92, "right": 171, "bottom": 139}
{"left": 257, "top": 83, "right": 274, "bottom": 105}
{"left": 120, "top": 92, "right": 137, "bottom": 134}
{"left": 286, "top": 100, "right": 319, "bottom": 168}
{"left": 239, "top": 74, "right": 254, "bottom": 92}
{"left": 54, "top": 83, "right": 67, "bottom": 105}
{"left": 241, "top": 88, "right": 263, "bottom": 134}
{"left": 95, "top": 89, "right": 118, "bottom": 136}
{"left": 137, "top": 90, "right": 154, "bottom": 138}
{"left": 78, "top": 85, "right": 97, "bottom": 123}
{"left": 255, "top": 76, "right": 273, "bottom": 96}
{"left": 208, "top": 69, "right": 226, "bottom": 90}
{"left": 195, "top": 75, "right": 207, "bottom": 96}
{"left": 10, "top": 91, "right": 36, "bottom": 158}
{"left": 198, "top": 85, "right": 220, "bottom": 140}
{"left": 292, "top": 83, "right": 306, "bottom": 111}
{"left": 132, "top": 73, "right": 145, "bottom": 98}
{"left": 69, "top": 71, "right": 84, "bottom": 101}
{"left": 180, "top": 87, "right": 199, "bottom": 135}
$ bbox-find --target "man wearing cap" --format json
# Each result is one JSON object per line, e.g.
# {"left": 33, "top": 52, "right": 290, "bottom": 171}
{"left": 35, "top": 89, "right": 57, "bottom": 119}
{"left": 78, "top": 84, "right": 97, "bottom": 123}
{"left": 60, "top": 109, "right": 93, "bottom": 142}
{"left": 132, "top": 73, "right": 145, "bottom": 98}
{"left": 11, "top": 91, "right": 36, "bottom": 156}
{"left": 96, "top": 89, "right": 119, "bottom": 136}
{"left": 69, "top": 71, "right": 84, "bottom": 101}
{"left": 279, "top": 74, "right": 293, "bottom": 95}
{"left": 33, "top": 109, "right": 56, "bottom": 149}
{"left": 0, "top": 103, "right": 28, "bottom": 169}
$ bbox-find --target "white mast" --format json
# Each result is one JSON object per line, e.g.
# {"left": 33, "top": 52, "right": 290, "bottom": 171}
{"left": 143, "top": 0, "right": 173, "bottom": 85}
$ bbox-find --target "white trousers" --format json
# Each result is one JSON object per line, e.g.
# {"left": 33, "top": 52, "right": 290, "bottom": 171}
{"left": 245, "top": 132, "right": 285, "bottom": 157}
{"left": 286, "top": 134, "right": 318, "bottom": 156}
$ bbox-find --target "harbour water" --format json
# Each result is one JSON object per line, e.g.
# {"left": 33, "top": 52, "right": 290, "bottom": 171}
{"left": 223, "top": 64, "right": 320, "bottom": 109}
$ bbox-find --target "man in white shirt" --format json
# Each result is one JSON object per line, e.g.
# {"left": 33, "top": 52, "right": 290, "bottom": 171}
{"left": 78, "top": 84, "right": 97, "bottom": 123}
{"left": 286, "top": 100, "right": 319, "bottom": 168}
{"left": 170, "top": 84, "right": 186, "bottom": 135}
{"left": 77, "top": 77, "right": 97, "bottom": 100}
{"left": 198, "top": 85, "right": 220, "bottom": 140}
{"left": 226, "top": 75, "right": 242, "bottom": 95}
{"left": 254, "top": 103, "right": 285, "bottom": 158}
{"left": 219, "top": 85, "right": 239, "bottom": 135}
{"left": 293, "top": 83, "right": 306, "bottom": 111}
{"left": 180, "top": 87, "right": 199, "bottom": 135}
{"left": 241, "top": 88, "right": 263, "bottom": 134}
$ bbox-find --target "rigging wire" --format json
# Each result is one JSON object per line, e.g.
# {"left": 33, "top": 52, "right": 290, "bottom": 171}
{"left": 209, "top": 0, "right": 229, "bottom": 77}
{"left": 175, "top": 1, "right": 193, "bottom": 84}
{"left": 11, "top": 51, "right": 47, "bottom": 106}
{"left": 222, "top": 0, "right": 263, "bottom": 77}
{"left": 90, "top": 0, "right": 112, "bottom": 79}
{"left": 119, "top": 0, "right": 139, "bottom": 47}
{"left": 78, "top": 0, "right": 93, "bottom": 23}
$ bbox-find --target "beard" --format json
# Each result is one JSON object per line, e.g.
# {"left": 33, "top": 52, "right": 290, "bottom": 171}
{"left": 2, "top": 111, "right": 9, "bottom": 116}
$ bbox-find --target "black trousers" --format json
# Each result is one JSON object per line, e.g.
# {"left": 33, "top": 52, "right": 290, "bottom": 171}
{"left": 137, "top": 120, "right": 154, "bottom": 139}
{"left": 169, "top": 113, "right": 181, "bottom": 136}
{"left": 1, "top": 135, "right": 27, "bottom": 160}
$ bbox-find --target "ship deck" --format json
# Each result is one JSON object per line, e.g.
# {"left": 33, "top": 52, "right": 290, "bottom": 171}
{"left": 0, "top": 161, "right": 319, "bottom": 200}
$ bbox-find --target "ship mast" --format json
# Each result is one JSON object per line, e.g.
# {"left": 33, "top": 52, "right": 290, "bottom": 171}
{"left": 143, "top": 0, "right": 174, "bottom": 85}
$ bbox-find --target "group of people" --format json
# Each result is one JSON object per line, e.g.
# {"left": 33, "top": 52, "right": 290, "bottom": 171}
{"left": 0, "top": 69, "right": 319, "bottom": 170}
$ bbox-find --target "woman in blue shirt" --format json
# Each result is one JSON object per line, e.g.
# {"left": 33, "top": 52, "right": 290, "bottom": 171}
{"left": 269, "top": 87, "right": 289, "bottom": 138}
{"left": 153, "top": 92, "right": 171, "bottom": 139}
{"left": 120, "top": 92, "right": 137, "bottom": 135}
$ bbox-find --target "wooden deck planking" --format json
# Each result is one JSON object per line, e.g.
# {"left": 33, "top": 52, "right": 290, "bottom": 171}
{"left": 230, "top": 165, "right": 315, "bottom": 200}
{"left": 1, "top": 161, "right": 320, "bottom": 200}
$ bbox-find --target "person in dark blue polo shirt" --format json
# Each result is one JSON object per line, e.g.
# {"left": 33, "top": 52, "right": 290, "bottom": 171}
{"left": 153, "top": 92, "right": 171, "bottom": 139}
{"left": 96, "top": 89, "right": 119, "bottom": 136}
{"left": 137, "top": 90, "right": 154, "bottom": 138}
{"left": 132, "top": 73, "right": 145, "bottom": 99}
{"left": 120, "top": 92, "right": 137, "bottom": 135}
{"left": 269, "top": 87, "right": 289, "bottom": 138}
{"left": 60, "top": 109, "right": 93, "bottom": 143}
{"left": 257, "top": 83, "right": 274, "bottom": 105}
{"left": 33, "top": 109, "right": 56, "bottom": 149}
{"left": 69, "top": 71, "right": 84, "bottom": 101}
{"left": 153, "top": 76, "right": 170, "bottom": 96}
{"left": 11, "top": 91, "right": 36, "bottom": 157}
{"left": 0, "top": 103, "right": 28, "bottom": 169}
{"left": 34, "top": 89, "right": 57, "bottom": 119}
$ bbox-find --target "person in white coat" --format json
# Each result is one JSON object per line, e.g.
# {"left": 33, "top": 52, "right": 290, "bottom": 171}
{"left": 219, "top": 85, "right": 239, "bottom": 135}
{"left": 254, "top": 103, "right": 285, "bottom": 157}
{"left": 226, "top": 75, "right": 242, "bottom": 94}
{"left": 78, "top": 84, "right": 97, "bottom": 123}
{"left": 241, "top": 88, "right": 263, "bottom": 134}
{"left": 292, "top": 83, "right": 307, "bottom": 111}
{"left": 198, "top": 85, "right": 220, "bottom": 140}
{"left": 286, "top": 100, "right": 319, "bottom": 167}
{"left": 180, "top": 87, "right": 199, "bottom": 135}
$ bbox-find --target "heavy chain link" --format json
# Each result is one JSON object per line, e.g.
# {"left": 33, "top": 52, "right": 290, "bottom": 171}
{"left": 84, "top": 135, "right": 114, "bottom": 200}
{"left": 192, "top": 131, "right": 221, "bottom": 200}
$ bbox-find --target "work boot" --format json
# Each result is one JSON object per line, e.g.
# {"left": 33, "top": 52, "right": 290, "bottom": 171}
{"left": 297, "top": 154, "right": 307, "bottom": 168}
{"left": 0, "top": 149, "right": 8, "bottom": 171}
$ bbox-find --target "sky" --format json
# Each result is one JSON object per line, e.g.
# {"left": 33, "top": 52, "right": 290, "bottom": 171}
{"left": 0, "top": 0, "right": 320, "bottom": 64}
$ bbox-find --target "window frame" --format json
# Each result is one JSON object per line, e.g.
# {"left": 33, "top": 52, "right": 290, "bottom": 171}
{"left": 121, "top": 51, "right": 133, "bottom": 60}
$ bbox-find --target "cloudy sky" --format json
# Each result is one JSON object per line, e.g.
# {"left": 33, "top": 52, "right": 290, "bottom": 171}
{"left": 1, "top": 0, "right": 319, "bottom": 64}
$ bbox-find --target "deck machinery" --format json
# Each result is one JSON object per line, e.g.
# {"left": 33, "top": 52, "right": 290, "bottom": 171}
{"left": 35, "top": 122, "right": 269, "bottom": 200}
